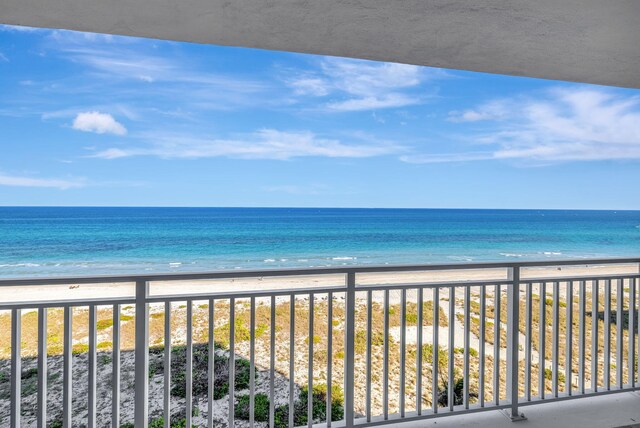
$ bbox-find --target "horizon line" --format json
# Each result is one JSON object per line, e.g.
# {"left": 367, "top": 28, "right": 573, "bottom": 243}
{"left": 1, "top": 205, "right": 639, "bottom": 212}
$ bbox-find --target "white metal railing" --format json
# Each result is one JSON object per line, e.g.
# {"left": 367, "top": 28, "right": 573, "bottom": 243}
{"left": 0, "top": 258, "right": 639, "bottom": 427}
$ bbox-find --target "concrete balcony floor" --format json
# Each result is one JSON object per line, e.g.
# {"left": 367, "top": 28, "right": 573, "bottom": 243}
{"left": 403, "top": 392, "right": 640, "bottom": 428}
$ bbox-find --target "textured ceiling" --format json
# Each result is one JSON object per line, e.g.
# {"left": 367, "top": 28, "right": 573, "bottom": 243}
{"left": 2, "top": 0, "right": 639, "bottom": 88}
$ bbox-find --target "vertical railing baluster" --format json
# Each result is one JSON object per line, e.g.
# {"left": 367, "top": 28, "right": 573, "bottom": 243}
{"left": 579, "top": 281, "right": 586, "bottom": 395}
{"left": 366, "top": 290, "right": 372, "bottom": 422}
{"left": 112, "top": 305, "right": 121, "bottom": 428}
{"left": 448, "top": 287, "right": 455, "bottom": 412}
{"left": 479, "top": 286, "right": 486, "bottom": 407}
{"left": 604, "top": 280, "right": 611, "bottom": 390}
{"left": 164, "top": 302, "right": 171, "bottom": 428}
{"left": 63, "top": 306, "right": 73, "bottom": 428}
{"left": 345, "top": 272, "right": 356, "bottom": 428}
{"left": 525, "top": 283, "right": 532, "bottom": 401}
{"left": 229, "top": 298, "right": 236, "bottom": 428}
{"left": 270, "top": 296, "right": 276, "bottom": 428}
{"left": 327, "top": 292, "right": 333, "bottom": 427}
{"left": 637, "top": 275, "right": 640, "bottom": 388}
{"left": 506, "top": 267, "right": 524, "bottom": 420}
{"left": 383, "top": 289, "right": 389, "bottom": 419}
{"left": 629, "top": 278, "right": 636, "bottom": 388}
{"left": 400, "top": 288, "right": 406, "bottom": 417}
{"left": 289, "top": 295, "right": 295, "bottom": 428}
{"left": 566, "top": 281, "right": 573, "bottom": 396}
{"left": 307, "top": 293, "right": 314, "bottom": 428}
{"left": 186, "top": 301, "right": 193, "bottom": 428}
{"left": 552, "top": 281, "right": 559, "bottom": 398}
{"left": 250, "top": 297, "right": 256, "bottom": 428}
{"left": 432, "top": 287, "right": 439, "bottom": 414}
{"left": 88, "top": 305, "right": 97, "bottom": 428}
{"left": 37, "top": 307, "right": 48, "bottom": 428}
{"left": 463, "top": 286, "right": 470, "bottom": 410}
{"left": 134, "top": 280, "right": 149, "bottom": 428}
{"left": 539, "top": 282, "right": 546, "bottom": 399}
{"left": 494, "top": 285, "right": 501, "bottom": 405}
{"left": 616, "top": 279, "right": 623, "bottom": 388}
{"left": 208, "top": 299, "right": 214, "bottom": 428}
{"left": 10, "top": 308, "right": 21, "bottom": 428}
{"left": 591, "top": 280, "right": 599, "bottom": 392}
{"left": 416, "top": 287, "right": 423, "bottom": 415}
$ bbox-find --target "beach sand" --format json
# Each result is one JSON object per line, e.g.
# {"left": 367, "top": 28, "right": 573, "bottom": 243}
{"left": 1, "top": 262, "right": 637, "bottom": 305}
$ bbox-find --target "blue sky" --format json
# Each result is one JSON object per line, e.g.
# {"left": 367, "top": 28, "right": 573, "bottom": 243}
{"left": 1, "top": 25, "right": 640, "bottom": 209}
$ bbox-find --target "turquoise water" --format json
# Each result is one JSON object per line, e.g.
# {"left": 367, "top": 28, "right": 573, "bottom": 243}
{"left": 0, "top": 207, "right": 639, "bottom": 277}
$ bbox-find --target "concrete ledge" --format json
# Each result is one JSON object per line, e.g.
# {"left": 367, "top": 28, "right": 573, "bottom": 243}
{"left": 399, "top": 392, "right": 640, "bottom": 428}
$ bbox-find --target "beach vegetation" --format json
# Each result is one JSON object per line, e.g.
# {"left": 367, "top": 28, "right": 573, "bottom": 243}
{"left": 437, "top": 377, "right": 477, "bottom": 407}
{"left": 235, "top": 393, "right": 270, "bottom": 422}
{"left": 72, "top": 343, "right": 89, "bottom": 355}
{"left": 97, "top": 341, "right": 112, "bottom": 350}
{"left": 270, "top": 383, "right": 344, "bottom": 428}
{"left": 170, "top": 343, "right": 255, "bottom": 400}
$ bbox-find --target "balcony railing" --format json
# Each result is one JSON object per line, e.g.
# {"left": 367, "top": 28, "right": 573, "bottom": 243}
{"left": 0, "top": 258, "right": 639, "bottom": 427}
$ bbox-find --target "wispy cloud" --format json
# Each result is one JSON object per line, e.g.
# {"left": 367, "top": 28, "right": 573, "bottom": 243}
{"left": 72, "top": 111, "right": 127, "bottom": 135}
{"left": 0, "top": 24, "right": 44, "bottom": 33}
{"left": 407, "top": 88, "right": 640, "bottom": 164}
{"left": 91, "top": 129, "right": 403, "bottom": 160}
{"left": 286, "top": 58, "right": 444, "bottom": 112}
{"left": 447, "top": 100, "right": 510, "bottom": 123}
{"left": 49, "top": 31, "right": 267, "bottom": 92}
{"left": 0, "top": 52, "right": 8, "bottom": 62}
{"left": 0, "top": 173, "right": 85, "bottom": 189}
{"left": 400, "top": 152, "right": 496, "bottom": 164}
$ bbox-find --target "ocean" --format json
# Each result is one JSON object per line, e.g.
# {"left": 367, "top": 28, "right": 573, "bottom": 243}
{"left": 0, "top": 207, "right": 639, "bottom": 277}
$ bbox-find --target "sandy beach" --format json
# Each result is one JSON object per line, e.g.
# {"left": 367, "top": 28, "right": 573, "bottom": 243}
{"left": 1, "top": 262, "right": 637, "bottom": 305}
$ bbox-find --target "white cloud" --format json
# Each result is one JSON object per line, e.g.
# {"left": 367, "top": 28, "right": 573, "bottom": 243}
{"left": 91, "top": 129, "right": 403, "bottom": 160}
{"left": 289, "top": 77, "right": 331, "bottom": 97}
{"left": 286, "top": 58, "right": 441, "bottom": 111}
{"left": 72, "top": 111, "right": 127, "bottom": 135}
{"left": 410, "top": 88, "right": 640, "bottom": 164}
{"left": 55, "top": 41, "right": 266, "bottom": 92}
{"left": 43, "top": 35, "right": 271, "bottom": 111}
{"left": 0, "top": 25, "right": 43, "bottom": 32}
{"left": 0, "top": 173, "right": 85, "bottom": 189}
{"left": 0, "top": 52, "right": 8, "bottom": 62}
{"left": 400, "top": 152, "right": 495, "bottom": 164}
{"left": 447, "top": 100, "right": 510, "bottom": 123}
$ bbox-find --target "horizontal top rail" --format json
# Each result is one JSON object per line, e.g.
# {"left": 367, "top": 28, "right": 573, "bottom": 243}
{"left": 0, "top": 257, "right": 638, "bottom": 287}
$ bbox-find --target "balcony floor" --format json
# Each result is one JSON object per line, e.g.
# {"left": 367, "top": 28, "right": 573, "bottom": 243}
{"left": 401, "top": 392, "right": 640, "bottom": 428}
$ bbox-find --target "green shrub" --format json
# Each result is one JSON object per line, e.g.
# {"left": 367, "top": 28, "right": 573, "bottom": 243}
{"left": 21, "top": 367, "right": 38, "bottom": 380}
{"left": 72, "top": 344, "right": 89, "bottom": 355}
{"left": 543, "top": 368, "right": 565, "bottom": 383}
{"left": 235, "top": 393, "right": 270, "bottom": 422}
{"left": 171, "top": 343, "right": 254, "bottom": 400}
{"left": 405, "top": 312, "right": 418, "bottom": 324}
{"left": 423, "top": 344, "right": 448, "bottom": 367}
{"left": 354, "top": 330, "right": 385, "bottom": 354}
{"left": 437, "top": 377, "right": 477, "bottom": 407}
{"left": 97, "top": 341, "right": 112, "bottom": 350}
{"left": 97, "top": 319, "right": 114, "bottom": 330}
{"left": 49, "top": 419, "right": 63, "bottom": 428}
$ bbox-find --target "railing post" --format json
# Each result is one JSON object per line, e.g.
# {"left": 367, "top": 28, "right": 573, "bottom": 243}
{"left": 345, "top": 272, "right": 356, "bottom": 428}
{"left": 135, "top": 280, "right": 149, "bottom": 428}
{"left": 506, "top": 266, "right": 526, "bottom": 421}
{"left": 10, "top": 309, "right": 21, "bottom": 428}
